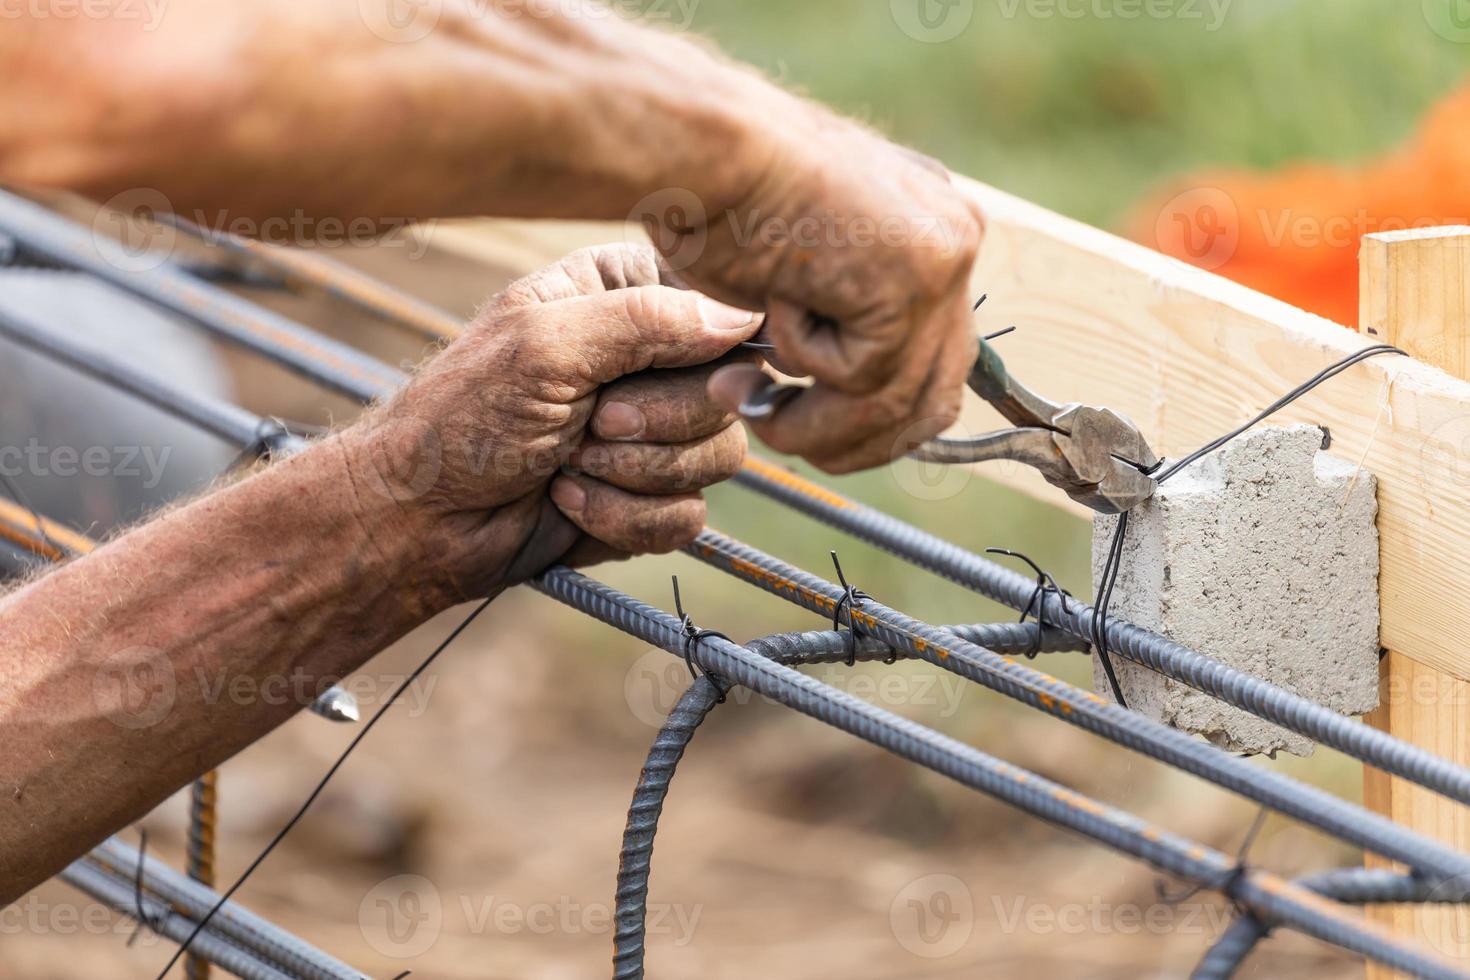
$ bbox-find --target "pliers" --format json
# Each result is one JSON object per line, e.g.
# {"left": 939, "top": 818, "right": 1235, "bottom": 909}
{"left": 909, "top": 340, "right": 1159, "bottom": 515}
{"left": 738, "top": 335, "right": 1159, "bottom": 515}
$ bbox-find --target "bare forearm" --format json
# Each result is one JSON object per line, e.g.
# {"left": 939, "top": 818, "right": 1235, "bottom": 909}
{"left": 0, "top": 0, "right": 779, "bottom": 222}
{"left": 0, "top": 431, "right": 448, "bottom": 900}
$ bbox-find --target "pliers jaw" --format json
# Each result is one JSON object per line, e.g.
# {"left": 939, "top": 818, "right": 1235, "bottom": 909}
{"left": 911, "top": 339, "right": 1161, "bottom": 515}
{"left": 911, "top": 417, "right": 1158, "bottom": 515}
{"left": 1049, "top": 405, "right": 1159, "bottom": 515}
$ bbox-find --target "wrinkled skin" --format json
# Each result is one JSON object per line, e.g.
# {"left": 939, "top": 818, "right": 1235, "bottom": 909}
{"left": 341, "top": 242, "right": 759, "bottom": 598}
{"left": 685, "top": 115, "right": 984, "bottom": 473}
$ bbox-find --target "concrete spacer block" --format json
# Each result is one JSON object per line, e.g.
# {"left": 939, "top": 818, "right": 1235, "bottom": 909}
{"left": 1091, "top": 424, "right": 1380, "bottom": 757}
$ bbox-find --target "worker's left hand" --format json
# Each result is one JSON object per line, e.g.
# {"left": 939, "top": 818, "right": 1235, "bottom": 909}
{"left": 338, "top": 242, "right": 757, "bottom": 601}
{"left": 481, "top": 242, "right": 758, "bottom": 570}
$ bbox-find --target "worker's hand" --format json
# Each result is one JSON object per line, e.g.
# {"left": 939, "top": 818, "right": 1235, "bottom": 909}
{"left": 338, "top": 243, "right": 758, "bottom": 600}
{"left": 661, "top": 104, "right": 985, "bottom": 474}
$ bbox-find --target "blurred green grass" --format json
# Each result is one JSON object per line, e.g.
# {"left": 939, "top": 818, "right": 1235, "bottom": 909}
{"left": 684, "top": 0, "right": 1470, "bottom": 228}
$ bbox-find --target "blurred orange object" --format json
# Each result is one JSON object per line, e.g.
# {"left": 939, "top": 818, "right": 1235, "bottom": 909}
{"left": 1131, "top": 85, "right": 1470, "bottom": 328}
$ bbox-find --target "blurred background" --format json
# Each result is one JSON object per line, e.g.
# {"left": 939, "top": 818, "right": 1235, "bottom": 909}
{"left": 9, "top": 0, "right": 1470, "bottom": 977}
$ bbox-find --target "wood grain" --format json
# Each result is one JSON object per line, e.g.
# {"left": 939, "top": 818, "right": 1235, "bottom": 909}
{"left": 1360, "top": 227, "right": 1470, "bottom": 978}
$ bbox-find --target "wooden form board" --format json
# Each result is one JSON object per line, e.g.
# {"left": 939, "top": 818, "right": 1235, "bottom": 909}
{"left": 1361, "top": 228, "right": 1470, "bottom": 977}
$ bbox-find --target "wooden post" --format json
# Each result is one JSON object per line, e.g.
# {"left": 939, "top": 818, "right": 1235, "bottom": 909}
{"left": 1362, "top": 226, "right": 1470, "bottom": 977}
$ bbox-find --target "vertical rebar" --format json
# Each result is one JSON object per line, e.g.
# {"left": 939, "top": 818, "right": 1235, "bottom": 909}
{"left": 186, "top": 771, "right": 219, "bottom": 980}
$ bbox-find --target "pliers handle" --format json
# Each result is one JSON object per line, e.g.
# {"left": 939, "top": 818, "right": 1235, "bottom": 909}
{"left": 911, "top": 339, "right": 1159, "bottom": 515}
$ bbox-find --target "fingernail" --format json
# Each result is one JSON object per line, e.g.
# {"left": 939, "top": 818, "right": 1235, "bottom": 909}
{"left": 708, "top": 363, "right": 766, "bottom": 409}
{"left": 595, "top": 401, "right": 645, "bottom": 440}
{"left": 550, "top": 478, "right": 586, "bottom": 513}
{"left": 698, "top": 295, "right": 758, "bottom": 332}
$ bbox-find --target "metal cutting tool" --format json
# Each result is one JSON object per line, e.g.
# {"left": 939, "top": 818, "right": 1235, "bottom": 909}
{"left": 740, "top": 334, "right": 1159, "bottom": 516}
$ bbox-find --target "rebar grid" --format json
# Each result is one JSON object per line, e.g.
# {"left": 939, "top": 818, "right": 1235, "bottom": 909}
{"left": 2, "top": 192, "right": 1468, "bottom": 977}
{"left": 534, "top": 567, "right": 1468, "bottom": 980}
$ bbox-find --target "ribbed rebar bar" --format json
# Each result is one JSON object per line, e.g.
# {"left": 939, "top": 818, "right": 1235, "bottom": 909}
{"left": 735, "top": 457, "right": 1470, "bottom": 809}
{"left": 0, "top": 302, "right": 269, "bottom": 448}
{"left": 164, "top": 213, "right": 464, "bottom": 342}
{"left": 535, "top": 566, "right": 1467, "bottom": 980}
{"left": 186, "top": 771, "right": 219, "bottom": 980}
{"left": 0, "top": 190, "right": 401, "bottom": 399}
{"left": 61, "top": 859, "right": 300, "bottom": 980}
{"left": 87, "top": 839, "right": 367, "bottom": 980}
{"left": 1192, "top": 869, "right": 1470, "bottom": 979}
{"left": 613, "top": 624, "right": 1069, "bottom": 978}
{"left": 686, "top": 527, "right": 1470, "bottom": 883}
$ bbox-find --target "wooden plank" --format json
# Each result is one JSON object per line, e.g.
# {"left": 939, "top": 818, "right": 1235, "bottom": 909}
{"left": 1361, "top": 227, "right": 1470, "bottom": 978}
{"left": 424, "top": 177, "right": 1470, "bottom": 681}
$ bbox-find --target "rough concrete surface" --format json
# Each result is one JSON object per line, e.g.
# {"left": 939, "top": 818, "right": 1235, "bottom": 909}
{"left": 1092, "top": 424, "right": 1380, "bottom": 756}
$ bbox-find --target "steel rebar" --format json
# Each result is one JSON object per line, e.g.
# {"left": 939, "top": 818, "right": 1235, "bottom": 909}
{"left": 86, "top": 839, "right": 367, "bottom": 980}
{"left": 0, "top": 190, "right": 401, "bottom": 399}
{"left": 685, "top": 527, "right": 1470, "bottom": 883}
{"left": 613, "top": 624, "right": 1073, "bottom": 978}
{"left": 734, "top": 457, "right": 1470, "bottom": 810}
{"left": 164, "top": 213, "right": 463, "bottom": 342}
{"left": 1192, "top": 869, "right": 1470, "bottom": 979}
{"left": 61, "top": 859, "right": 299, "bottom": 980}
{"left": 534, "top": 566, "right": 1468, "bottom": 980}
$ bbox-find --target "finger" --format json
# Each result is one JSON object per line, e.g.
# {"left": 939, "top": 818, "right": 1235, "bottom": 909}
{"left": 549, "top": 473, "right": 707, "bottom": 556}
{"left": 486, "top": 242, "right": 678, "bottom": 313}
{"left": 709, "top": 362, "right": 927, "bottom": 462}
{"left": 799, "top": 328, "right": 977, "bottom": 474}
{"left": 762, "top": 293, "right": 955, "bottom": 397}
{"left": 534, "top": 285, "right": 762, "bottom": 386}
{"left": 573, "top": 424, "right": 747, "bottom": 495}
{"left": 895, "top": 146, "right": 952, "bottom": 182}
{"left": 592, "top": 355, "right": 755, "bottom": 444}
{"left": 709, "top": 324, "right": 973, "bottom": 474}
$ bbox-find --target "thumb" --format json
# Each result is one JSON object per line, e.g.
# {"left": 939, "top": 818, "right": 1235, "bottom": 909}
{"left": 540, "top": 285, "right": 762, "bottom": 385}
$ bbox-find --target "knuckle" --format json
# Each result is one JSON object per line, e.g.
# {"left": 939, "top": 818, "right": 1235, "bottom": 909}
{"left": 619, "top": 285, "right": 660, "bottom": 332}
{"left": 593, "top": 242, "right": 661, "bottom": 289}
{"left": 659, "top": 498, "right": 707, "bottom": 551}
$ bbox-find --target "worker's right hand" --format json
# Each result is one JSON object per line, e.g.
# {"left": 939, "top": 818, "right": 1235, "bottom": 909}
{"left": 335, "top": 243, "right": 760, "bottom": 603}
{"left": 648, "top": 98, "right": 985, "bottom": 474}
